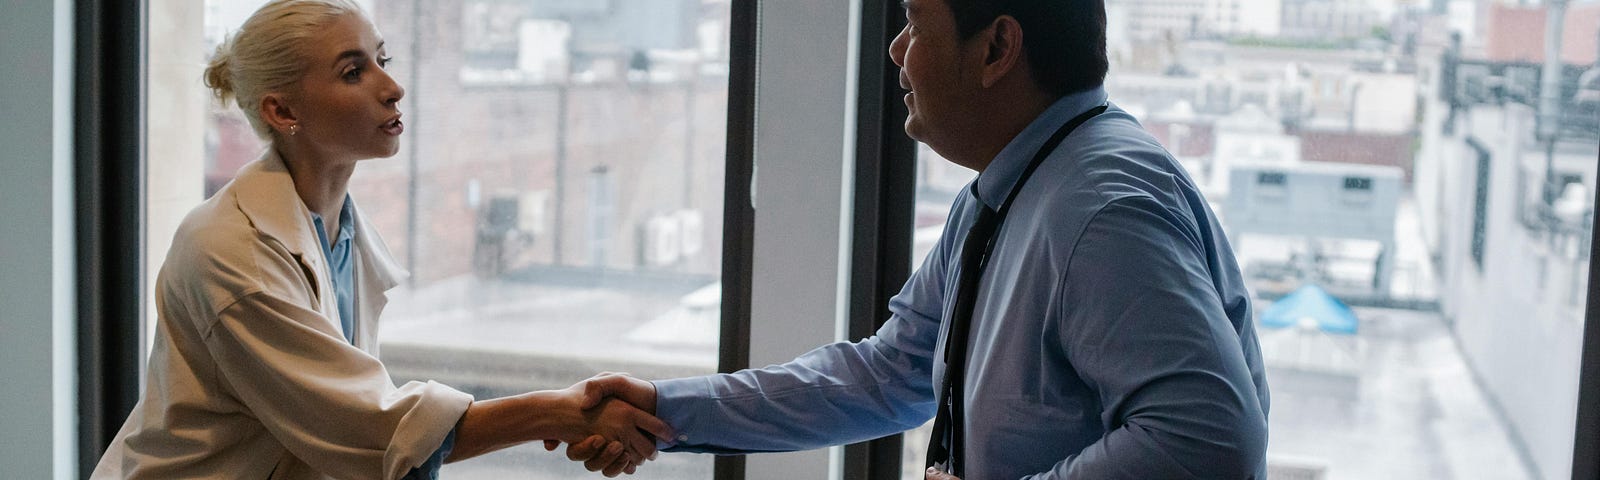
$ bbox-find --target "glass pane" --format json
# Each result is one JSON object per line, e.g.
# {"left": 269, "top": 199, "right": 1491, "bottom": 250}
{"left": 905, "top": 3, "right": 1598, "bottom": 479}
{"left": 150, "top": 1, "right": 730, "bottom": 478}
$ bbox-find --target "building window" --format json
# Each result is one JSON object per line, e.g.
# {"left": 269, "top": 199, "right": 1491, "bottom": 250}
{"left": 1469, "top": 137, "right": 1490, "bottom": 270}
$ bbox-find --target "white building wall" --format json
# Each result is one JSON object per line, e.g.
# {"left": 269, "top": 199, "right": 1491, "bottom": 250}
{"left": 1209, "top": 0, "right": 1283, "bottom": 37}
{"left": 1438, "top": 104, "right": 1586, "bottom": 480}
{"left": 1127, "top": 0, "right": 1209, "bottom": 40}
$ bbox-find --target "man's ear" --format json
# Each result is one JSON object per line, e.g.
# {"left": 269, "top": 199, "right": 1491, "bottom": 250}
{"left": 259, "top": 93, "right": 299, "bottom": 137}
{"left": 979, "top": 15, "right": 1025, "bottom": 89}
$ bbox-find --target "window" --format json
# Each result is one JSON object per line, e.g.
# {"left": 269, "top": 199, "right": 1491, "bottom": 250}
{"left": 1469, "top": 136, "right": 1491, "bottom": 271}
{"left": 1343, "top": 176, "right": 1373, "bottom": 190}
{"left": 903, "top": 6, "right": 1596, "bottom": 479}
{"left": 147, "top": 0, "right": 731, "bottom": 478}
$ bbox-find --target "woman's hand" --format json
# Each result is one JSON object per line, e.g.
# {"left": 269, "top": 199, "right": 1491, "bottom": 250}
{"left": 541, "top": 381, "right": 672, "bottom": 477}
{"left": 550, "top": 435, "right": 637, "bottom": 477}
{"left": 446, "top": 384, "right": 670, "bottom": 475}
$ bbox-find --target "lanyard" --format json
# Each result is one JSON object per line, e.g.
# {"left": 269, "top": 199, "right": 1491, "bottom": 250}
{"left": 926, "top": 103, "right": 1107, "bottom": 476}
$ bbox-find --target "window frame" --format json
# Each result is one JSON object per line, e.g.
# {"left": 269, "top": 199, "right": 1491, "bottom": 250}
{"left": 74, "top": 0, "right": 147, "bottom": 474}
{"left": 1572, "top": 149, "right": 1600, "bottom": 480}
{"left": 79, "top": 1, "right": 1600, "bottom": 479}
{"left": 84, "top": 1, "right": 760, "bottom": 479}
{"left": 714, "top": 1, "right": 758, "bottom": 478}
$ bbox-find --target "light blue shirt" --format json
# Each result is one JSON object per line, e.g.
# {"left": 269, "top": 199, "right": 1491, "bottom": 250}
{"left": 310, "top": 196, "right": 356, "bottom": 345}
{"left": 313, "top": 196, "right": 455, "bottom": 479}
{"left": 654, "top": 87, "right": 1270, "bottom": 479}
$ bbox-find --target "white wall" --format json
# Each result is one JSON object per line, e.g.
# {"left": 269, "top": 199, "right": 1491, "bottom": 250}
{"left": 0, "top": 0, "right": 78, "bottom": 478}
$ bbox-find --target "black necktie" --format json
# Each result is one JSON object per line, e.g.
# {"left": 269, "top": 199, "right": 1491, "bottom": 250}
{"left": 924, "top": 104, "right": 1106, "bottom": 476}
{"left": 925, "top": 200, "right": 998, "bottom": 477}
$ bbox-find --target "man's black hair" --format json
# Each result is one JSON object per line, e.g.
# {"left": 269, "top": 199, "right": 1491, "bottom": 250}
{"left": 947, "top": 0, "right": 1108, "bottom": 95}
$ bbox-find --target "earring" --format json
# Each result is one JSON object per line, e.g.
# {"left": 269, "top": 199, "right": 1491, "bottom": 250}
{"left": 289, "top": 124, "right": 299, "bottom": 136}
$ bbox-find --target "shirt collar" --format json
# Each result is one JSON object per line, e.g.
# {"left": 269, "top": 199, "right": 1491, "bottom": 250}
{"left": 231, "top": 148, "right": 409, "bottom": 290}
{"left": 973, "top": 86, "right": 1108, "bottom": 211}
{"left": 310, "top": 195, "right": 357, "bottom": 247}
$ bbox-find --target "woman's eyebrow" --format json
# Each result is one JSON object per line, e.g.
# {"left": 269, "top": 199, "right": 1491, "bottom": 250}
{"left": 332, "top": 49, "right": 368, "bottom": 69}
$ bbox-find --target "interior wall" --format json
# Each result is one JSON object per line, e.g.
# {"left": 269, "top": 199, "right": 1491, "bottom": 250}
{"left": 0, "top": 0, "right": 78, "bottom": 478}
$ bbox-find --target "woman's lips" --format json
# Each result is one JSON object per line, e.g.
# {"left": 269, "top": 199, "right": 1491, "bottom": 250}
{"left": 381, "top": 118, "right": 404, "bottom": 136}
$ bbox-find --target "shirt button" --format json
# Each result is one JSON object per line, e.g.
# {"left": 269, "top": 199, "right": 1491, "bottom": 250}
{"left": 677, "top": 434, "right": 689, "bottom": 442}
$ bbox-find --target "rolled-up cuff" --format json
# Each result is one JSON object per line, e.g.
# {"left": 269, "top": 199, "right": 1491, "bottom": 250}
{"left": 383, "top": 380, "right": 473, "bottom": 480}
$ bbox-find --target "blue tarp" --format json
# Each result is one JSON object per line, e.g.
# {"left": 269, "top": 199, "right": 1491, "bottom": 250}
{"left": 1259, "top": 284, "right": 1359, "bottom": 335}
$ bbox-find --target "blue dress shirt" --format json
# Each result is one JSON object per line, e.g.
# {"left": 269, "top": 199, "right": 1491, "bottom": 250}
{"left": 310, "top": 196, "right": 357, "bottom": 344}
{"left": 312, "top": 196, "right": 456, "bottom": 479}
{"left": 654, "top": 87, "right": 1271, "bottom": 479}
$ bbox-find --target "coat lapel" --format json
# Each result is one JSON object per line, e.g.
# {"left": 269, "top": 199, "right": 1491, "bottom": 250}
{"left": 350, "top": 199, "right": 409, "bottom": 351}
{"left": 230, "top": 150, "right": 343, "bottom": 338}
{"left": 229, "top": 149, "right": 411, "bottom": 351}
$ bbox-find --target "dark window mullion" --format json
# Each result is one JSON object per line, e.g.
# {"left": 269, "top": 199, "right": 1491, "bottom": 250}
{"left": 75, "top": 0, "right": 147, "bottom": 475}
{"left": 1571, "top": 150, "right": 1600, "bottom": 480}
{"left": 716, "top": 1, "right": 758, "bottom": 479}
{"left": 843, "top": 0, "right": 917, "bottom": 479}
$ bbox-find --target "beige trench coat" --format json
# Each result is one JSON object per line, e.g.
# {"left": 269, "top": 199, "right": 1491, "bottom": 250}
{"left": 92, "top": 150, "right": 472, "bottom": 479}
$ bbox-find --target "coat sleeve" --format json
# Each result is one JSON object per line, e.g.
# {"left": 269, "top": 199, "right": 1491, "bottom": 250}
{"left": 202, "top": 289, "right": 472, "bottom": 480}
{"left": 1030, "top": 197, "right": 1268, "bottom": 479}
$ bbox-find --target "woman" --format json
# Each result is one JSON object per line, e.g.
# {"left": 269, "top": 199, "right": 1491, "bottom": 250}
{"left": 90, "top": 1, "right": 666, "bottom": 478}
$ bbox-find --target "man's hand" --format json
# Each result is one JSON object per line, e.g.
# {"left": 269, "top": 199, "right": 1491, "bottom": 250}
{"left": 549, "top": 373, "right": 665, "bottom": 475}
{"left": 577, "top": 372, "right": 658, "bottom": 414}
{"left": 925, "top": 467, "right": 961, "bottom": 480}
{"left": 543, "top": 373, "right": 667, "bottom": 476}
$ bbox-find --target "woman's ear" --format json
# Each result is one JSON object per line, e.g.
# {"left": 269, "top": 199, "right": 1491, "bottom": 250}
{"left": 259, "top": 93, "right": 299, "bottom": 137}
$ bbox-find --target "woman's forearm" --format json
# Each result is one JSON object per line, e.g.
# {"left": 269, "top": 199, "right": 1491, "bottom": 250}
{"left": 447, "top": 390, "right": 582, "bottom": 463}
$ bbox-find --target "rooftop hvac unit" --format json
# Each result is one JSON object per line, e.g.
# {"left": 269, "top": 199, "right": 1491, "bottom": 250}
{"left": 642, "top": 214, "right": 682, "bottom": 266}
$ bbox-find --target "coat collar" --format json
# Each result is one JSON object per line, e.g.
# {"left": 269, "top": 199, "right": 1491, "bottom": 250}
{"left": 231, "top": 149, "right": 409, "bottom": 292}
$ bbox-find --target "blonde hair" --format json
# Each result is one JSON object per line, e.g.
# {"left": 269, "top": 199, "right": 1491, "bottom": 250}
{"left": 203, "top": 0, "right": 368, "bottom": 139}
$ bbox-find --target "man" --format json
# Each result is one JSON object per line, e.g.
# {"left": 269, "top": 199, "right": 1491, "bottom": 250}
{"left": 568, "top": 0, "right": 1270, "bottom": 477}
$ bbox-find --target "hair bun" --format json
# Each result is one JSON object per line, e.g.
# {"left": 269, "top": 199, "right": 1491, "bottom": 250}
{"left": 203, "top": 36, "right": 236, "bottom": 104}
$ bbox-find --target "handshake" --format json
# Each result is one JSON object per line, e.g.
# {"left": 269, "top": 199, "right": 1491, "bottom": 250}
{"left": 540, "top": 373, "right": 668, "bottom": 477}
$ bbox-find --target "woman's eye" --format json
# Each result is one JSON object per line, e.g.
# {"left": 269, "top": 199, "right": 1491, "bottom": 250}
{"left": 377, "top": 56, "right": 393, "bottom": 68}
{"left": 343, "top": 68, "right": 362, "bottom": 82}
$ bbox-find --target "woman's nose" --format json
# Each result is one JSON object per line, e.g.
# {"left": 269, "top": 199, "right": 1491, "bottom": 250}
{"left": 379, "top": 68, "right": 405, "bottom": 106}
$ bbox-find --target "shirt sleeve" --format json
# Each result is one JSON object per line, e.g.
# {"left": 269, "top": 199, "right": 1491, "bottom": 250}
{"left": 1030, "top": 197, "right": 1268, "bottom": 479}
{"left": 400, "top": 428, "right": 456, "bottom": 480}
{"left": 204, "top": 290, "right": 473, "bottom": 480}
{"left": 651, "top": 194, "right": 972, "bottom": 453}
{"left": 653, "top": 309, "right": 940, "bottom": 453}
